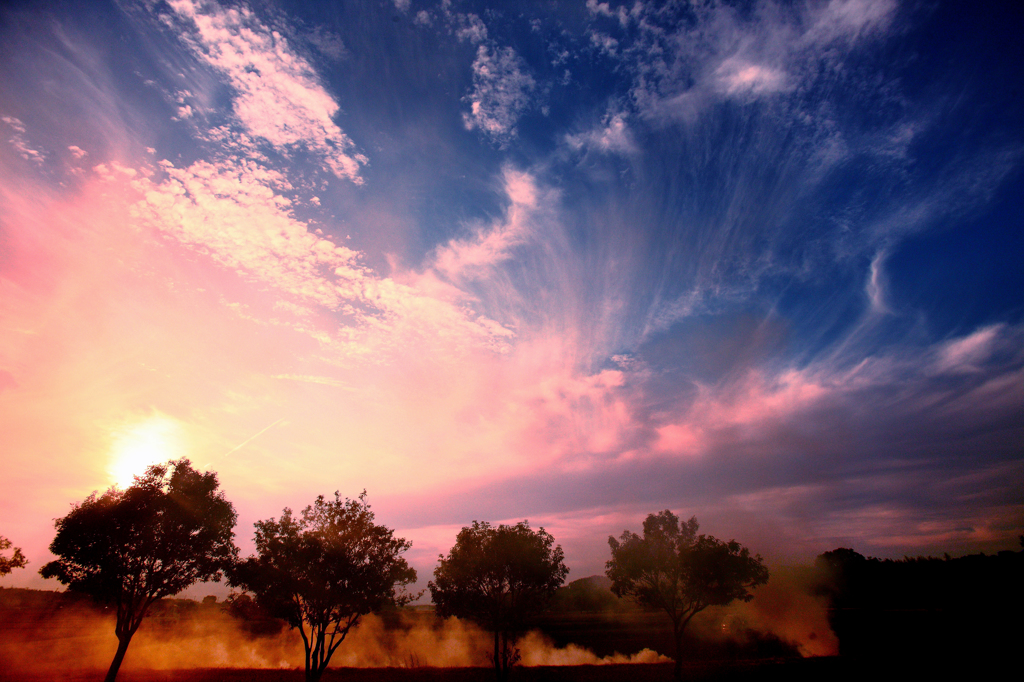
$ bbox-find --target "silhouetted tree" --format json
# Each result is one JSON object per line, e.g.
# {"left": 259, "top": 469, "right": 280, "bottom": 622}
{"left": 39, "top": 459, "right": 237, "bottom": 682}
{"left": 606, "top": 511, "right": 769, "bottom": 681}
{"left": 429, "top": 521, "right": 569, "bottom": 681}
{"left": 0, "top": 535, "right": 27, "bottom": 576}
{"left": 813, "top": 547, "right": 869, "bottom": 606}
{"left": 813, "top": 544, "right": 1024, "bottom": 660}
{"left": 230, "top": 492, "right": 417, "bottom": 682}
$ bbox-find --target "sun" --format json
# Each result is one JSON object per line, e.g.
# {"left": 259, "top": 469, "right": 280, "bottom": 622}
{"left": 107, "top": 414, "right": 185, "bottom": 489}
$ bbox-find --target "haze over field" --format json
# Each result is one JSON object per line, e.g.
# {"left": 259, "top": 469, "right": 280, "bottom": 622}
{"left": 1, "top": 0, "right": 1022, "bottom": 592}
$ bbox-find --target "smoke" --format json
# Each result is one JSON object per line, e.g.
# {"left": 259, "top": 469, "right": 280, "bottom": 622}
{"left": 518, "top": 631, "right": 668, "bottom": 666}
{"left": 0, "top": 568, "right": 836, "bottom": 676}
{"left": 332, "top": 613, "right": 668, "bottom": 668}
{"left": 719, "top": 566, "right": 839, "bottom": 657}
{"left": 0, "top": 594, "right": 669, "bottom": 674}
{"left": 323, "top": 612, "right": 490, "bottom": 668}
{"left": 0, "top": 595, "right": 302, "bottom": 673}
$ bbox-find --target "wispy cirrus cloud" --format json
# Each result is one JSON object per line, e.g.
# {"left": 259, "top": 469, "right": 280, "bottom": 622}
{"left": 431, "top": 168, "right": 540, "bottom": 283}
{"left": 615, "top": 0, "right": 898, "bottom": 115}
{"left": 383, "top": 319, "right": 1024, "bottom": 570}
{"left": 1, "top": 0, "right": 1021, "bottom": 590}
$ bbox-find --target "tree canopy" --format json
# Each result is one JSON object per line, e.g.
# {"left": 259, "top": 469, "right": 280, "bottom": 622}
{"left": 606, "top": 511, "right": 768, "bottom": 680}
{"left": 429, "top": 520, "right": 569, "bottom": 680}
{"left": 0, "top": 535, "right": 27, "bottom": 576}
{"left": 230, "top": 491, "right": 417, "bottom": 682}
{"left": 40, "top": 459, "right": 237, "bottom": 682}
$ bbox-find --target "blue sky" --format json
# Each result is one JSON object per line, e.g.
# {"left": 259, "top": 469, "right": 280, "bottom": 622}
{"left": 1, "top": 0, "right": 1022, "bottom": 589}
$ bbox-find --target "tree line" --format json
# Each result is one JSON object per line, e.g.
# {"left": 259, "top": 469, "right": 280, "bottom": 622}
{"left": 811, "top": 544, "right": 1024, "bottom": 662}
{"left": 4, "top": 459, "right": 769, "bottom": 682}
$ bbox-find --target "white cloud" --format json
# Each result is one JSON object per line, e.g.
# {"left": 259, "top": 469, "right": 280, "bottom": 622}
{"left": 585, "top": 0, "right": 636, "bottom": 27}
{"left": 865, "top": 250, "right": 889, "bottom": 314}
{"left": 715, "top": 58, "right": 789, "bottom": 96}
{"left": 462, "top": 45, "right": 536, "bottom": 144}
{"left": 130, "top": 158, "right": 365, "bottom": 310}
{"left": 2, "top": 116, "right": 45, "bottom": 164}
{"left": 566, "top": 112, "right": 636, "bottom": 155}
{"left": 121, "top": 157, "right": 516, "bottom": 363}
{"left": 590, "top": 32, "right": 619, "bottom": 56}
{"left": 166, "top": 0, "right": 366, "bottom": 183}
{"left": 803, "top": 0, "right": 897, "bottom": 47}
{"left": 623, "top": 0, "right": 897, "bottom": 120}
{"left": 456, "top": 13, "right": 488, "bottom": 43}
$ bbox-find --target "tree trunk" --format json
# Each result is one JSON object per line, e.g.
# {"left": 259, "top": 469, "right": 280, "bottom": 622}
{"left": 672, "top": 623, "right": 684, "bottom": 682}
{"left": 104, "top": 635, "right": 132, "bottom": 682}
{"left": 305, "top": 641, "right": 322, "bottom": 682}
{"left": 493, "top": 629, "right": 501, "bottom": 680}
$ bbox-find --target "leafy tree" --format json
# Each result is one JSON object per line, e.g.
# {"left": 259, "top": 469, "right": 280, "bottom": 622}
{"left": 230, "top": 492, "right": 417, "bottom": 682}
{"left": 606, "top": 511, "right": 769, "bottom": 680}
{"left": 39, "top": 459, "right": 237, "bottom": 682}
{"left": 429, "top": 521, "right": 569, "bottom": 681}
{"left": 0, "top": 535, "right": 27, "bottom": 576}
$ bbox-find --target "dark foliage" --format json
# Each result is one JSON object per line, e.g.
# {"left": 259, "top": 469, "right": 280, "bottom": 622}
{"left": 0, "top": 535, "right": 27, "bottom": 576}
{"left": 813, "top": 544, "right": 1024, "bottom": 661}
{"left": 230, "top": 492, "right": 417, "bottom": 682}
{"left": 429, "top": 521, "right": 569, "bottom": 681}
{"left": 223, "top": 591, "right": 287, "bottom": 637}
{"left": 606, "top": 511, "right": 768, "bottom": 681}
{"left": 39, "top": 459, "right": 237, "bottom": 682}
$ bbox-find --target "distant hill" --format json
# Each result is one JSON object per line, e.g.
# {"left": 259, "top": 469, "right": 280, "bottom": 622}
{"left": 549, "top": 575, "right": 637, "bottom": 613}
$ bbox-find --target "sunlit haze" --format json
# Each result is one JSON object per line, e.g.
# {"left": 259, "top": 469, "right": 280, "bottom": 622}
{"left": 107, "top": 413, "right": 187, "bottom": 489}
{"left": 1, "top": 0, "right": 1022, "bottom": 594}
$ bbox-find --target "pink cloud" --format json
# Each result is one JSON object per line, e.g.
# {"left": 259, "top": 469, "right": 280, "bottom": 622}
{"left": 431, "top": 168, "right": 540, "bottom": 283}
{"left": 715, "top": 59, "right": 789, "bottom": 96}
{"left": 2, "top": 140, "right": 1020, "bottom": 592}
{"left": 654, "top": 369, "right": 828, "bottom": 456}
{"left": 935, "top": 324, "right": 1002, "bottom": 373}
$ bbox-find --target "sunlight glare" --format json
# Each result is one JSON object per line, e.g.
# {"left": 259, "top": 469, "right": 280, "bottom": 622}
{"left": 107, "top": 413, "right": 185, "bottom": 488}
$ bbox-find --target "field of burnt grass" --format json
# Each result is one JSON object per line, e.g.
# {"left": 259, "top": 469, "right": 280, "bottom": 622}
{"left": 1, "top": 656, "right": 995, "bottom": 682}
{"left": 0, "top": 659, "right": 863, "bottom": 682}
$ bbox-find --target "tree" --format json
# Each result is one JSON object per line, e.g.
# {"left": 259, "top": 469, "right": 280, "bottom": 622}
{"left": 0, "top": 535, "right": 27, "bottom": 576}
{"left": 230, "top": 492, "right": 417, "bottom": 682}
{"left": 606, "top": 511, "right": 769, "bottom": 680}
{"left": 429, "top": 521, "right": 569, "bottom": 681}
{"left": 40, "top": 459, "right": 237, "bottom": 682}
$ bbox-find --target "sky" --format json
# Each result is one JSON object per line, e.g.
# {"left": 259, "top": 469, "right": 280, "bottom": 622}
{"left": 1, "top": 0, "right": 1022, "bottom": 593}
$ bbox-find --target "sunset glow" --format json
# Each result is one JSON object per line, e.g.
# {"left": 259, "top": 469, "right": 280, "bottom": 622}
{"left": 0, "top": 0, "right": 1022, "bottom": 594}
{"left": 107, "top": 414, "right": 186, "bottom": 489}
